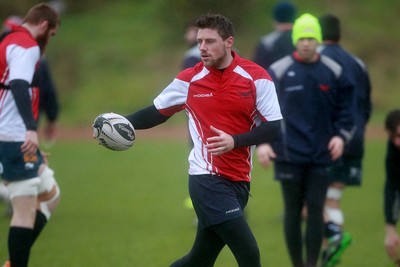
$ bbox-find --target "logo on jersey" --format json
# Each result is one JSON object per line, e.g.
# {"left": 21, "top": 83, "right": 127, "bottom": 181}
{"left": 319, "top": 84, "right": 330, "bottom": 92}
{"left": 238, "top": 90, "right": 253, "bottom": 97}
{"left": 193, "top": 93, "right": 213, "bottom": 98}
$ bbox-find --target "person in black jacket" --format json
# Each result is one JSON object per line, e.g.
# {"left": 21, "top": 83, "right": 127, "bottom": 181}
{"left": 384, "top": 109, "right": 400, "bottom": 265}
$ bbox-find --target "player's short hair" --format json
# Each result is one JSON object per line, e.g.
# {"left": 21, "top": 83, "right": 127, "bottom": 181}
{"left": 194, "top": 13, "right": 235, "bottom": 40}
{"left": 319, "top": 14, "right": 341, "bottom": 42}
{"left": 23, "top": 3, "right": 60, "bottom": 30}
{"left": 385, "top": 109, "right": 400, "bottom": 134}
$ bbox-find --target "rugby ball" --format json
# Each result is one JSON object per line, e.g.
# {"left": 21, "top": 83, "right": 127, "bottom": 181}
{"left": 93, "top": 112, "right": 135, "bottom": 151}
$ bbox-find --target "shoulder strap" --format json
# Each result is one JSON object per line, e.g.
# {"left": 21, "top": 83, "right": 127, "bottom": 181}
{"left": 0, "top": 30, "right": 12, "bottom": 43}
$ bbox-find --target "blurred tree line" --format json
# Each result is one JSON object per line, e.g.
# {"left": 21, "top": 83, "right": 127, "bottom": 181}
{"left": 2, "top": 0, "right": 399, "bottom": 124}
{"left": 0, "top": 0, "right": 260, "bottom": 29}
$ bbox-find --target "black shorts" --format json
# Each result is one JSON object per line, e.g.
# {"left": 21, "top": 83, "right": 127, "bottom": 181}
{"left": 0, "top": 141, "right": 43, "bottom": 181}
{"left": 189, "top": 174, "right": 250, "bottom": 229}
{"left": 274, "top": 161, "right": 330, "bottom": 183}
{"left": 329, "top": 155, "right": 362, "bottom": 186}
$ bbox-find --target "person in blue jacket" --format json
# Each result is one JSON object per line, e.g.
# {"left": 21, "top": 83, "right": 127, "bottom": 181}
{"left": 253, "top": 2, "right": 297, "bottom": 70}
{"left": 256, "top": 13, "right": 354, "bottom": 267}
{"left": 182, "top": 21, "right": 201, "bottom": 70}
{"left": 317, "top": 14, "right": 372, "bottom": 266}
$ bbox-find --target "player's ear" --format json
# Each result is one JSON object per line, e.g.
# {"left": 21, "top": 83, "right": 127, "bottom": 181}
{"left": 38, "top": 20, "right": 49, "bottom": 32}
{"left": 225, "top": 36, "right": 234, "bottom": 49}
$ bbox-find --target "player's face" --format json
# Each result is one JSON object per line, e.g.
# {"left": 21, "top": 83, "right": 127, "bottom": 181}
{"left": 390, "top": 125, "right": 400, "bottom": 149}
{"left": 197, "top": 28, "right": 233, "bottom": 69}
{"left": 185, "top": 26, "right": 198, "bottom": 47}
{"left": 296, "top": 38, "right": 319, "bottom": 62}
{"left": 37, "top": 23, "right": 58, "bottom": 53}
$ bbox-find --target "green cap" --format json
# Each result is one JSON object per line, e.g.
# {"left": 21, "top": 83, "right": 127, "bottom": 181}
{"left": 292, "top": 13, "right": 322, "bottom": 45}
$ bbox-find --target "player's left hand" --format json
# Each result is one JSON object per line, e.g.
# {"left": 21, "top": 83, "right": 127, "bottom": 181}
{"left": 256, "top": 143, "right": 276, "bottom": 168}
{"left": 206, "top": 126, "right": 234, "bottom": 155}
{"left": 328, "top": 136, "right": 344, "bottom": 161}
{"left": 385, "top": 225, "right": 400, "bottom": 262}
{"left": 43, "top": 121, "right": 58, "bottom": 142}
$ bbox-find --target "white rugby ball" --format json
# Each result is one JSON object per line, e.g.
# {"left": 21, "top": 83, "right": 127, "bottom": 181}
{"left": 93, "top": 112, "right": 135, "bottom": 151}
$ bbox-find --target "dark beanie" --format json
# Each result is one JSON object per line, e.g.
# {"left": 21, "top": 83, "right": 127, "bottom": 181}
{"left": 319, "top": 14, "right": 341, "bottom": 41}
{"left": 273, "top": 2, "right": 296, "bottom": 23}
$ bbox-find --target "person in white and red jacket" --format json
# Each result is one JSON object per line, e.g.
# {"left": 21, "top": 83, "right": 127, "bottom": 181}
{"left": 121, "top": 13, "right": 282, "bottom": 267}
{"left": 0, "top": 4, "right": 60, "bottom": 267}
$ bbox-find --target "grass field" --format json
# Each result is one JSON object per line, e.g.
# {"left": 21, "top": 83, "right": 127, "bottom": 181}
{"left": 0, "top": 133, "right": 393, "bottom": 266}
{"left": 0, "top": 1, "right": 397, "bottom": 265}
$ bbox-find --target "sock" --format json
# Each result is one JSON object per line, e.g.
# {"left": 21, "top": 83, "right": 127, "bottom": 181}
{"left": 324, "top": 221, "right": 342, "bottom": 239}
{"left": 8, "top": 226, "right": 34, "bottom": 267}
{"left": 32, "top": 210, "right": 48, "bottom": 244}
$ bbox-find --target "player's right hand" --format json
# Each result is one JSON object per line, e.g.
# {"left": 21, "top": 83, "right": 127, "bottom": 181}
{"left": 21, "top": 130, "right": 39, "bottom": 155}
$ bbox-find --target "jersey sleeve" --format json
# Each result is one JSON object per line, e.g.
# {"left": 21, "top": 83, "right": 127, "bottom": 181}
{"left": 7, "top": 44, "right": 40, "bottom": 83}
{"left": 254, "top": 77, "right": 282, "bottom": 122}
{"left": 334, "top": 72, "right": 356, "bottom": 143}
{"left": 153, "top": 76, "right": 189, "bottom": 116}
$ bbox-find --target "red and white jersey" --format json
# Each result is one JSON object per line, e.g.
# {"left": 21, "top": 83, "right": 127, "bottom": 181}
{"left": 154, "top": 52, "right": 282, "bottom": 182}
{"left": 0, "top": 26, "right": 40, "bottom": 141}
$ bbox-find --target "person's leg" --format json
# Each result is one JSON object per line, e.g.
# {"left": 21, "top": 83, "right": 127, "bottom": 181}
{"left": 304, "top": 166, "right": 329, "bottom": 267}
{"left": 170, "top": 225, "right": 225, "bottom": 267}
{"left": 324, "top": 156, "right": 361, "bottom": 234}
{"left": 281, "top": 180, "right": 305, "bottom": 267}
{"left": 8, "top": 194, "right": 37, "bottom": 267}
{"left": 33, "top": 164, "right": 61, "bottom": 243}
{"left": 213, "top": 216, "right": 261, "bottom": 267}
{"left": 325, "top": 158, "right": 346, "bottom": 234}
{"left": 324, "top": 182, "right": 345, "bottom": 242}
{"left": 2, "top": 142, "right": 43, "bottom": 267}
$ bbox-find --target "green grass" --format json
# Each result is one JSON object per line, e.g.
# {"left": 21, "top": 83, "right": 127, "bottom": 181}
{"left": 0, "top": 0, "right": 397, "bottom": 265}
{"left": 0, "top": 137, "right": 393, "bottom": 266}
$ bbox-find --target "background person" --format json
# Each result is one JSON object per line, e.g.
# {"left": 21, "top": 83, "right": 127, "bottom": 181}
{"left": 182, "top": 21, "right": 201, "bottom": 70}
{"left": 256, "top": 13, "right": 354, "bottom": 267}
{"left": 115, "top": 13, "right": 282, "bottom": 266}
{"left": 0, "top": 14, "right": 60, "bottom": 216}
{"left": 0, "top": 4, "right": 61, "bottom": 267}
{"left": 318, "top": 14, "right": 372, "bottom": 267}
{"left": 253, "top": 1, "right": 297, "bottom": 70}
{"left": 181, "top": 21, "right": 201, "bottom": 217}
{"left": 383, "top": 109, "right": 400, "bottom": 266}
